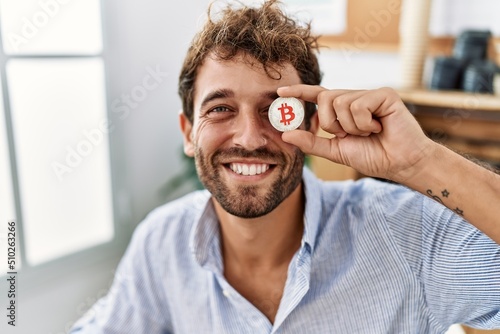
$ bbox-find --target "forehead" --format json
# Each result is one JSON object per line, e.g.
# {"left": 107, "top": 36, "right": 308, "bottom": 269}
{"left": 193, "top": 53, "right": 302, "bottom": 108}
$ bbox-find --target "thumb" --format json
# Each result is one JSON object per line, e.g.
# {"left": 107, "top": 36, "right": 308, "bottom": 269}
{"left": 282, "top": 130, "right": 342, "bottom": 163}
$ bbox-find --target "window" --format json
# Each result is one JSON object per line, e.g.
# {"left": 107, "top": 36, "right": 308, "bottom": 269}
{"left": 0, "top": 77, "right": 18, "bottom": 273}
{"left": 0, "top": 0, "right": 102, "bottom": 55}
{"left": 0, "top": 0, "right": 115, "bottom": 272}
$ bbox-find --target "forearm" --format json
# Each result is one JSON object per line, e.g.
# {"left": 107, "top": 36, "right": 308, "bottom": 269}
{"left": 400, "top": 142, "right": 500, "bottom": 244}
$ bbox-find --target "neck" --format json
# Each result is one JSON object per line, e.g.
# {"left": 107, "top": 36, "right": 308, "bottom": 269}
{"left": 214, "top": 183, "right": 305, "bottom": 271}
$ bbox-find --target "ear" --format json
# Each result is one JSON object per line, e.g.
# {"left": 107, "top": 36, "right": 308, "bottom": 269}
{"left": 309, "top": 110, "right": 319, "bottom": 135}
{"left": 179, "top": 111, "right": 195, "bottom": 157}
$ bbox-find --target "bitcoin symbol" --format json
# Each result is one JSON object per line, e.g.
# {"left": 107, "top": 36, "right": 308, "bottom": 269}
{"left": 268, "top": 97, "right": 304, "bottom": 131}
{"left": 278, "top": 103, "right": 295, "bottom": 126}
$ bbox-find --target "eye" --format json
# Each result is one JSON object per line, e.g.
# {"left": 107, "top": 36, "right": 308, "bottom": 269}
{"left": 202, "top": 105, "right": 234, "bottom": 120}
{"left": 210, "top": 106, "right": 232, "bottom": 113}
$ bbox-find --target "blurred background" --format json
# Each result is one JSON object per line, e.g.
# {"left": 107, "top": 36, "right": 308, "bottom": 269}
{"left": 0, "top": 0, "right": 498, "bottom": 333}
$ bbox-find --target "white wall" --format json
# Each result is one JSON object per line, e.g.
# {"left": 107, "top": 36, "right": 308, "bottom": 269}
{"left": 103, "top": 0, "right": 211, "bottom": 225}
{"left": 1, "top": 1, "right": 211, "bottom": 333}
{"left": 5, "top": 1, "right": 497, "bottom": 333}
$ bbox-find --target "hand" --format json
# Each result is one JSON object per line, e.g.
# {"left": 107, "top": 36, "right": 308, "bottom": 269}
{"left": 279, "top": 85, "right": 435, "bottom": 182}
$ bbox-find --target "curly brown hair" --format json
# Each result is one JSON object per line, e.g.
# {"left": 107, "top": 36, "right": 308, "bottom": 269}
{"left": 178, "top": 0, "right": 322, "bottom": 129}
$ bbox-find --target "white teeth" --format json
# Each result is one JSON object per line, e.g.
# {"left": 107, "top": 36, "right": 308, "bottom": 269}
{"left": 229, "top": 163, "right": 270, "bottom": 176}
{"left": 249, "top": 164, "right": 256, "bottom": 176}
{"left": 241, "top": 164, "right": 249, "bottom": 175}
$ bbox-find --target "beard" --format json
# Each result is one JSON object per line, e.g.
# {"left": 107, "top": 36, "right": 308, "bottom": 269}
{"left": 194, "top": 146, "right": 304, "bottom": 218}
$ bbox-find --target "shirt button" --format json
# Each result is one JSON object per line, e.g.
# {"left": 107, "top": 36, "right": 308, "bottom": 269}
{"left": 222, "top": 289, "right": 231, "bottom": 297}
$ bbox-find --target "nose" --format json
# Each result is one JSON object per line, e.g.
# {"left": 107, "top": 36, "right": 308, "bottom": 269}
{"left": 232, "top": 110, "right": 268, "bottom": 150}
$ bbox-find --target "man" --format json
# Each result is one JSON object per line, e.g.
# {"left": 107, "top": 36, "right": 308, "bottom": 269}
{"left": 71, "top": 0, "right": 500, "bottom": 333}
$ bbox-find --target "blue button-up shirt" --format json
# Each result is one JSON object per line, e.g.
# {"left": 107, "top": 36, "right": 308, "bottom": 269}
{"left": 70, "top": 168, "right": 500, "bottom": 333}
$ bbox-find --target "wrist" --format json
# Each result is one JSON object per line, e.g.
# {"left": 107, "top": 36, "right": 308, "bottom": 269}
{"left": 390, "top": 138, "right": 441, "bottom": 186}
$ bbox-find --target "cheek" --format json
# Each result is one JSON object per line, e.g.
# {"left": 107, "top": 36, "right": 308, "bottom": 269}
{"left": 281, "top": 141, "right": 303, "bottom": 161}
{"left": 262, "top": 116, "right": 287, "bottom": 139}
{"left": 192, "top": 121, "right": 229, "bottom": 150}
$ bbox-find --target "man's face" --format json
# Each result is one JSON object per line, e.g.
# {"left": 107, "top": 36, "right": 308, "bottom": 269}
{"left": 180, "top": 54, "right": 313, "bottom": 218}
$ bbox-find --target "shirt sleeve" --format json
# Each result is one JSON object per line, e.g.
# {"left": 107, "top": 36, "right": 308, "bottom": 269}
{"left": 68, "top": 216, "right": 173, "bottom": 334}
{"left": 379, "top": 182, "right": 500, "bottom": 330}
{"left": 418, "top": 197, "right": 500, "bottom": 329}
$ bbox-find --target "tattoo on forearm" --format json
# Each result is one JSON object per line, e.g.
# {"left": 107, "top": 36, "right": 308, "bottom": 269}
{"left": 426, "top": 189, "right": 443, "bottom": 204}
{"left": 426, "top": 189, "right": 464, "bottom": 216}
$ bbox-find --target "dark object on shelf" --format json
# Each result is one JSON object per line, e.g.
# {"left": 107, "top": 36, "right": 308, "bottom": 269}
{"left": 430, "top": 29, "right": 497, "bottom": 94}
{"left": 495, "top": 71, "right": 500, "bottom": 95}
{"left": 453, "top": 30, "right": 492, "bottom": 63}
{"left": 462, "top": 60, "right": 498, "bottom": 93}
{"left": 430, "top": 56, "right": 465, "bottom": 90}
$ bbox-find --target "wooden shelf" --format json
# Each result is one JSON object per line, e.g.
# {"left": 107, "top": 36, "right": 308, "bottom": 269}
{"left": 318, "top": 36, "right": 499, "bottom": 60}
{"left": 398, "top": 89, "right": 500, "bottom": 166}
{"left": 397, "top": 89, "right": 500, "bottom": 112}
{"left": 463, "top": 326, "right": 500, "bottom": 334}
{"left": 317, "top": 36, "right": 457, "bottom": 56}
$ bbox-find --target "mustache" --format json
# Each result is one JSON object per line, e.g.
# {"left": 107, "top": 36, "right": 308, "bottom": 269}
{"left": 211, "top": 147, "right": 285, "bottom": 164}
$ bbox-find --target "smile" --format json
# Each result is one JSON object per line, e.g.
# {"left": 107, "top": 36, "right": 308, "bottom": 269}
{"left": 229, "top": 163, "right": 270, "bottom": 176}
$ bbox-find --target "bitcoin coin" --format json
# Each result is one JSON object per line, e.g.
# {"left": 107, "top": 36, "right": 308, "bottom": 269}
{"left": 268, "top": 97, "right": 304, "bottom": 132}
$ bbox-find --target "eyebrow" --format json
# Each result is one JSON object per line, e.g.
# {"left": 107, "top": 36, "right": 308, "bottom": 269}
{"left": 200, "top": 89, "right": 279, "bottom": 109}
{"left": 200, "top": 89, "right": 234, "bottom": 109}
{"left": 263, "top": 91, "right": 280, "bottom": 101}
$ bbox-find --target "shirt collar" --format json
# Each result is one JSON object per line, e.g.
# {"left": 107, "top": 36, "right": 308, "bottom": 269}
{"left": 189, "top": 166, "right": 323, "bottom": 270}
{"left": 301, "top": 166, "right": 322, "bottom": 253}
{"left": 189, "top": 191, "right": 223, "bottom": 273}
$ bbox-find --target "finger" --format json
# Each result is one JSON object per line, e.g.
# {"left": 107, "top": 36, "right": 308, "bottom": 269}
{"left": 315, "top": 90, "right": 347, "bottom": 138}
{"left": 331, "top": 90, "right": 368, "bottom": 136}
{"left": 356, "top": 87, "right": 402, "bottom": 119}
{"left": 349, "top": 92, "right": 384, "bottom": 133}
{"left": 279, "top": 85, "right": 349, "bottom": 138}
{"left": 330, "top": 90, "right": 383, "bottom": 135}
{"left": 277, "top": 85, "right": 352, "bottom": 105}
{"left": 277, "top": 85, "right": 324, "bottom": 104}
{"left": 327, "top": 118, "right": 347, "bottom": 139}
{"left": 316, "top": 89, "right": 370, "bottom": 137}
{"left": 282, "top": 129, "right": 342, "bottom": 163}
